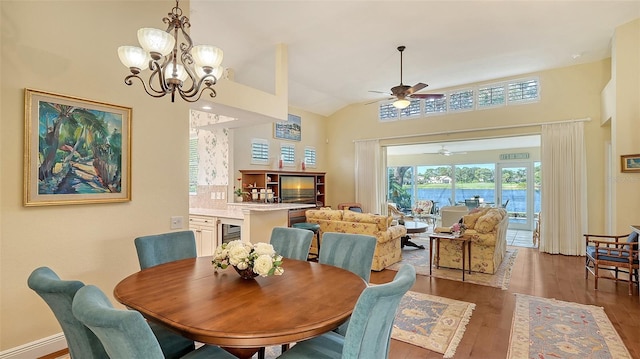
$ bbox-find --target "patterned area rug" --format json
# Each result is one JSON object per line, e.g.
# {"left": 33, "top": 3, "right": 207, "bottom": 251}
{"left": 392, "top": 291, "right": 475, "bottom": 358}
{"left": 508, "top": 294, "right": 632, "bottom": 359}
{"left": 387, "top": 237, "right": 518, "bottom": 289}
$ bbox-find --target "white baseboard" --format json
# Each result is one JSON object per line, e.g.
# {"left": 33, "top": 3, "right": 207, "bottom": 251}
{"left": 0, "top": 333, "right": 66, "bottom": 359}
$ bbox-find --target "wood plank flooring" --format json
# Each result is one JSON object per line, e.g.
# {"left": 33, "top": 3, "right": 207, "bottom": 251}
{"left": 371, "top": 247, "right": 640, "bottom": 358}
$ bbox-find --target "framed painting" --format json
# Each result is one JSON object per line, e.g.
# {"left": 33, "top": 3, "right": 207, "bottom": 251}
{"left": 621, "top": 154, "right": 640, "bottom": 173}
{"left": 24, "top": 89, "right": 132, "bottom": 206}
{"left": 274, "top": 114, "right": 301, "bottom": 141}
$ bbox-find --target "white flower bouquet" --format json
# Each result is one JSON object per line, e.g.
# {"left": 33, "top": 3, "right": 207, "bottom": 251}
{"left": 212, "top": 240, "right": 284, "bottom": 278}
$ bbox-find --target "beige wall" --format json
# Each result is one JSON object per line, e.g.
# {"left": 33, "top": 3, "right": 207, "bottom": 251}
{"left": 1, "top": 1, "right": 191, "bottom": 350}
{"left": 325, "top": 61, "right": 613, "bottom": 231}
{"left": 611, "top": 19, "right": 640, "bottom": 231}
{"left": 232, "top": 106, "right": 328, "bottom": 198}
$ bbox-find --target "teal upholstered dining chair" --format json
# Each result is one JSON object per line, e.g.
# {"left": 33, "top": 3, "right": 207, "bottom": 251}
{"left": 276, "top": 264, "right": 416, "bottom": 359}
{"left": 319, "top": 232, "right": 377, "bottom": 336}
{"left": 72, "top": 284, "right": 237, "bottom": 359}
{"left": 270, "top": 226, "right": 313, "bottom": 261}
{"left": 319, "top": 232, "right": 376, "bottom": 283}
{"left": 27, "top": 267, "right": 195, "bottom": 359}
{"left": 27, "top": 267, "right": 109, "bottom": 359}
{"left": 134, "top": 230, "right": 198, "bottom": 269}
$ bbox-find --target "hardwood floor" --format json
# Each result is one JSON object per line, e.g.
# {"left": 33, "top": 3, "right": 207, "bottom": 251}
{"left": 372, "top": 247, "right": 640, "bottom": 358}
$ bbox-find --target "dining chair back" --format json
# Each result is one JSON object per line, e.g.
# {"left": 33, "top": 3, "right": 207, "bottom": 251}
{"left": 27, "top": 267, "right": 109, "bottom": 359}
{"left": 319, "top": 232, "right": 376, "bottom": 283}
{"left": 342, "top": 263, "right": 416, "bottom": 358}
{"left": 72, "top": 284, "right": 165, "bottom": 358}
{"left": 270, "top": 226, "right": 313, "bottom": 261}
{"left": 338, "top": 202, "right": 364, "bottom": 213}
{"left": 276, "top": 264, "right": 416, "bottom": 359}
{"left": 28, "top": 267, "right": 197, "bottom": 359}
{"left": 134, "top": 230, "right": 197, "bottom": 269}
{"left": 72, "top": 285, "right": 237, "bottom": 359}
{"left": 464, "top": 199, "right": 480, "bottom": 209}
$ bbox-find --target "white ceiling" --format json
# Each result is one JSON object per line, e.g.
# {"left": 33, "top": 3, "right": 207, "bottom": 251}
{"left": 386, "top": 135, "right": 541, "bottom": 155}
{"left": 190, "top": 1, "right": 639, "bottom": 117}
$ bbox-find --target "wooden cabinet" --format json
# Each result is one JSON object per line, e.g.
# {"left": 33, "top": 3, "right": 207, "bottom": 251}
{"left": 239, "top": 170, "right": 326, "bottom": 207}
{"left": 188, "top": 215, "right": 217, "bottom": 256}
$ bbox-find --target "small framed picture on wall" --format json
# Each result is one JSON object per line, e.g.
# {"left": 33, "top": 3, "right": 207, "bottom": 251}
{"left": 274, "top": 114, "right": 301, "bottom": 141}
{"left": 621, "top": 154, "right": 640, "bottom": 173}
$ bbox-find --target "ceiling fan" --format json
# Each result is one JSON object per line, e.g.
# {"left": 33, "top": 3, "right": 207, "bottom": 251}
{"left": 428, "top": 145, "right": 467, "bottom": 156}
{"left": 368, "top": 46, "right": 444, "bottom": 109}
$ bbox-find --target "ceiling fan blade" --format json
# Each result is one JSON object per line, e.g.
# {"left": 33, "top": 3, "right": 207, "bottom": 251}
{"left": 405, "top": 83, "right": 427, "bottom": 95}
{"left": 368, "top": 90, "right": 391, "bottom": 95}
{"left": 365, "top": 97, "right": 393, "bottom": 105}
{"left": 410, "top": 93, "right": 445, "bottom": 100}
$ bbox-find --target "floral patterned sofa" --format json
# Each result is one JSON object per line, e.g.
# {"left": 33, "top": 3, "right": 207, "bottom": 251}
{"left": 437, "top": 207, "right": 509, "bottom": 274}
{"left": 305, "top": 208, "right": 407, "bottom": 271}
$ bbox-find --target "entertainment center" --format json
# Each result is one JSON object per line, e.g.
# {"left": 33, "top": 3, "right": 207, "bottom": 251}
{"left": 239, "top": 170, "right": 326, "bottom": 207}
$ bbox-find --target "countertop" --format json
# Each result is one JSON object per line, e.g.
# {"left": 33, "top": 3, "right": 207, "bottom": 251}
{"left": 190, "top": 203, "right": 315, "bottom": 219}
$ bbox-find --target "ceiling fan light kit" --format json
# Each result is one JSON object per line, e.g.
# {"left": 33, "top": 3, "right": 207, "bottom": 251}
{"left": 369, "top": 45, "right": 444, "bottom": 108}
{"left": 393, "top": 98, "right": 411, "bottom": 109}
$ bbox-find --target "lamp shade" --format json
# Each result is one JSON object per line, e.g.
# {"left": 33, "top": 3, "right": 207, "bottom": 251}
{"left": 393, "top": 98, "right": 411, "bottom": 109}
{"left": 191, "top": 45, "right": 223, "bottom": 68}
{"left": 196, "top": 66, "right": 224, "bottom": 80}
{"left": 137, "top": 28, "right": 175, "bottom": 56}
{"left": 165, "top": 63, "right": 189, "bottom": 81}
{"left": 117, "top": 46, "right": 150, "bottom": 70}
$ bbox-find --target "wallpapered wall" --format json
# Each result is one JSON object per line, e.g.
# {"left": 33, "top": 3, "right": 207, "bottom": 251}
{"left": 189, "top": 110, "right": 230, "bottom": 209}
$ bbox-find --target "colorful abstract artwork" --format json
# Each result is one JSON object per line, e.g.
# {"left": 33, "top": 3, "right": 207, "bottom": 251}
{"left": 24, "top": 89, "right": 131, "bottom": 206}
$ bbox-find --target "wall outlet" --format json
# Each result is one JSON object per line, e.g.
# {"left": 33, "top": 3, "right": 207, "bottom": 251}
{"left": 170, "top": 216, "right": 183, "bottom": 229}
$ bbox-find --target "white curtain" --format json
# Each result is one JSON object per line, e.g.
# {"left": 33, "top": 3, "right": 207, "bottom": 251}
{"left": 539, "top": 121, "right": 587, "bottom": 255}
{"left": 355, "top": 140, "right": 380, "bottom": 214}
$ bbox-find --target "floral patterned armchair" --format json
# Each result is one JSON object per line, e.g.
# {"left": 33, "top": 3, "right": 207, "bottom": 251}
{"left": 305, "top": 209, "right": 407, "bottom": 271}
{"left": 438, "top": 207, "right": 509, "bottom": 274}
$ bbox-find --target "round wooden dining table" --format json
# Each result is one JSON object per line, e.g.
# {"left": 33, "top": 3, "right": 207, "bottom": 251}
{"left": 114, "top": 256, "right": 367, "bottom": 359}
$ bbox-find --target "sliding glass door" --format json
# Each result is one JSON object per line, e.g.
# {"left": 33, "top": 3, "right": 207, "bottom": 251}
{"left": 497, "top": 162, "right": 535, "bottom": 230}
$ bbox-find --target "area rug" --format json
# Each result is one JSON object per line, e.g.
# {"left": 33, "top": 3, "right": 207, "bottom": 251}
{"left": 392, "top": 290, "right": 475, "bottom": 358}
{"left": 507, "top": 294, "right": 632, "bottom": 359}
{"left": 387, "top": 237, "right": 518, "bottom": 289}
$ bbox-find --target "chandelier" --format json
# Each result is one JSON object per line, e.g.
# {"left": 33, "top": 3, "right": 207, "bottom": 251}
{"left": 117, "top": 0, "right": 223, "bottom": 102}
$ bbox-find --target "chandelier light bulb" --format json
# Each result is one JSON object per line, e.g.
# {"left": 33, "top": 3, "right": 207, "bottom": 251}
{"left": 117, "top": 46, "right": 150, "bottom": 73}
{"left": 191, "top": 45, "right": 224, "bottom": 68}
{"left": 196, "top": 66, "right": 224, "bottom": 81}
{"left": 137, "top": 28, "right": 175, "bottom": 58}
{"left": 165, "top": 63, "right": 189, "bottom": 82}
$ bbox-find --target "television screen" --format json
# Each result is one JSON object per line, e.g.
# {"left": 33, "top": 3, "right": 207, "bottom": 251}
{"left": 280, "top": 176, "right": 316, "bottom": 204}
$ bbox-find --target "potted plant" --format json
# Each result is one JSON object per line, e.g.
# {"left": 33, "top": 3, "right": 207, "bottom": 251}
{"left": 233, "top": 178, "right": 244, "bottom": 202}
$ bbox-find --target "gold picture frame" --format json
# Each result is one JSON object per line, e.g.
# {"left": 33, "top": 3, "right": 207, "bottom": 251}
{"left": 24, "top": 89, "right": 132, "bottom": 206}
{"left": 621, "top": 154, "right": 640, "bottom": 173}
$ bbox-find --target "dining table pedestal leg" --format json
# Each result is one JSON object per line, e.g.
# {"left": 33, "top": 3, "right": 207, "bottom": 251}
{"left": 222, "top": 347, "right": 260, "bottom": 359}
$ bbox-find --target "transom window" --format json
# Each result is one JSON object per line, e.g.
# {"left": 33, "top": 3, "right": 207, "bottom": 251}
{"left": 379, "top": 77, "right": 539, "bottom": 120}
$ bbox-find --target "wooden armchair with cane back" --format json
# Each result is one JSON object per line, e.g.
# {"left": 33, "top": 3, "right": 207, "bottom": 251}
{"left": 584, "top": 226, "right": 639, "bottom": 295}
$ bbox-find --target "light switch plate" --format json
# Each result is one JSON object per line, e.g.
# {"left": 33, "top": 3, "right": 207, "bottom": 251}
{"left": 170, "top": 216, "right": 183, "bottom": 229}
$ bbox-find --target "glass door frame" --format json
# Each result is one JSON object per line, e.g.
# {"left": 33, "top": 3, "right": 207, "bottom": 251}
{"left": 496, "top": 162, "right": 534, "bottom": 230}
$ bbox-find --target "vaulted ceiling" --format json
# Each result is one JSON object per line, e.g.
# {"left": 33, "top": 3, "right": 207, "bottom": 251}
{"left": 190, "top": 1, "right": 639, "bottom": 117}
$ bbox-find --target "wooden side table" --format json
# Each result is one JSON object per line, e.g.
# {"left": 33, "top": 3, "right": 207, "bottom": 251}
{"left": 428, "top": 233, "right": 472, "bottom": 281}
